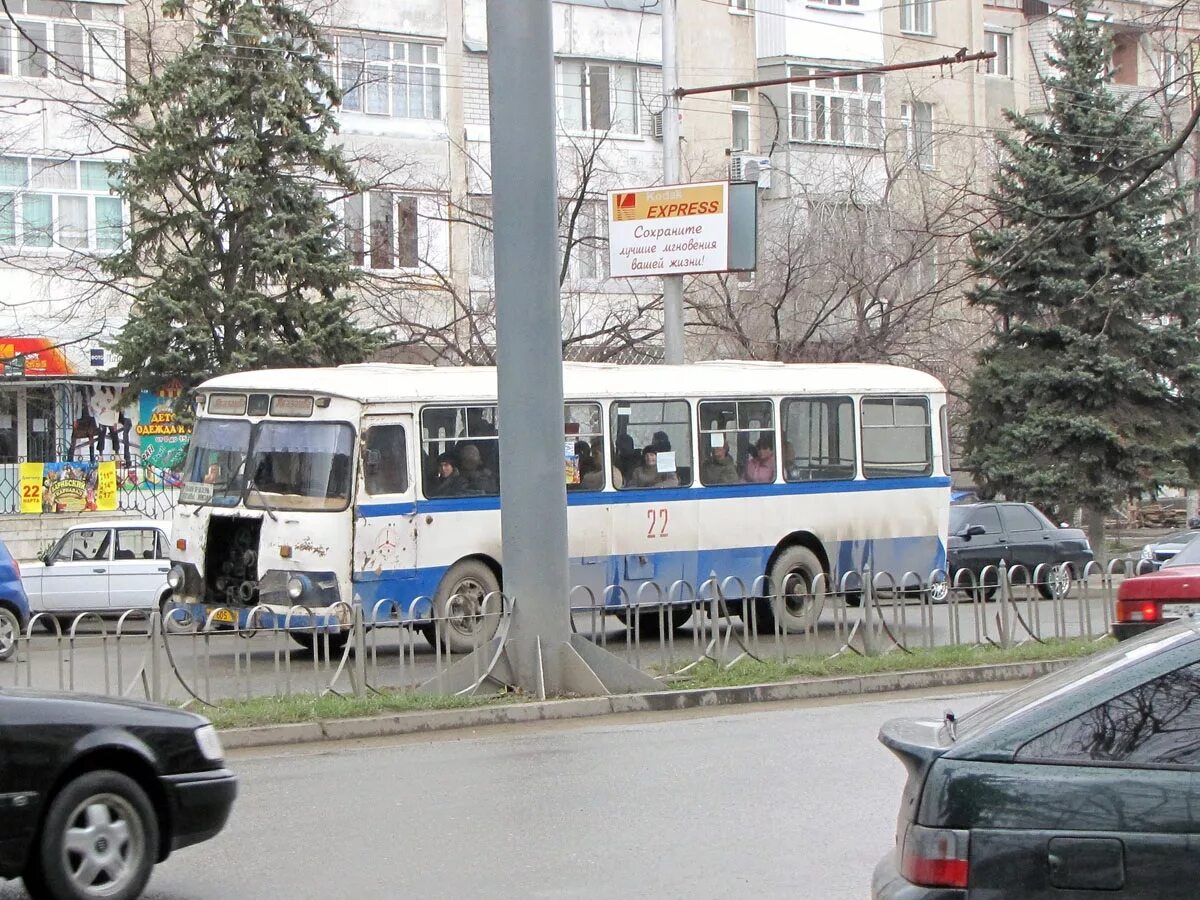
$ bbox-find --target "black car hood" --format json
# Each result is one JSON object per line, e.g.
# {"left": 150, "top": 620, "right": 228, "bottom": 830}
{"left": 0, "top": 687, "right": 207, "bottom": 727}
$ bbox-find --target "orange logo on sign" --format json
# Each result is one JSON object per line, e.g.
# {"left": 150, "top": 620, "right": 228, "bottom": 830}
{"left": 613, "top": 193, "right": 638, "bottom": 221}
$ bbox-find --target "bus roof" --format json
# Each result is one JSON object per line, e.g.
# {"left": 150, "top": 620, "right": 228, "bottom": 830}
{"left": 199, "top": 361, "right": 946, "bottom": 404}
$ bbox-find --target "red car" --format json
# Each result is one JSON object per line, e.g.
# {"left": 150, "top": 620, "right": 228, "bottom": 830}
{"left": 1115, "top": 536, "right": 1200, "bottom": 639}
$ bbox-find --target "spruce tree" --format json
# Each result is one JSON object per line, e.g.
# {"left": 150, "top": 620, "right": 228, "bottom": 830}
{"left": 105, "top": 0, "right": 382, "bottom": 395}
{"left": 964, "top": 0, "right": 1200, "bottom": 557}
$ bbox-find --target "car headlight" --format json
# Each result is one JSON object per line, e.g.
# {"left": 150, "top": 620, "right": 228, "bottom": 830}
{"left": 1141, "top": 545, "right": 1153, "bottom": 560}
{"left": 167, "top": 565, "right": 185, "bottom": 590}
{"left": 194, "top": 724, "right": 224, "bottom": 762}
{"left": 287, "top": 575, "right": 307, "bottom": 600}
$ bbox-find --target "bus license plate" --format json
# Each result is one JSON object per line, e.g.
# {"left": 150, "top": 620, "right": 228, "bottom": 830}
{"left": 212, "top": 608, "right": 237, "bottom": 625}
{"left": 1162, "top": 604, "right": 1200, "bottom": 619}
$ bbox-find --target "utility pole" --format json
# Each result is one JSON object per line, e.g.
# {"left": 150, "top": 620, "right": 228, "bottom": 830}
{"left": 661, "top": 0, "right": 685, "bottom": 364}
{"left": 425, "top": 0, "right": 659, "bottom": 698}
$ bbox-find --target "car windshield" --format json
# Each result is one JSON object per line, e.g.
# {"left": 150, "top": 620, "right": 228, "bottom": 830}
{"left": 244, "top": 422, "right": 354, "bottom": 511}
{"left": 180, "top": 419, "right": 252, "bottom": 507}
{"left": 1164, "top": 535, "right": 1200, "bottom": 568}
{"left": 954, "top": 624, "right": 1199, "bottom": 738}
{"left": 1160, "top": 530, "right": 1200, "bottom": 546}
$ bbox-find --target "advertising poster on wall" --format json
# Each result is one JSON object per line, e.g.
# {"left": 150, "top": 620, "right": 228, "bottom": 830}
{"left": 136, "top": 386, "right": 190, "bottom": 478}
{"left": 19, "top": 461, "right": 118, "bottom": 513}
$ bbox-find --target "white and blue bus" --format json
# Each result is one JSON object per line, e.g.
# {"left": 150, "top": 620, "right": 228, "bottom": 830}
{"left": 166, "top": 361, "right": 951, "bottom": 651}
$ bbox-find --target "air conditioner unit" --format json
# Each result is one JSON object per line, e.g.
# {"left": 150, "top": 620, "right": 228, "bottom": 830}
{"left": 651, "top": 111, "right": 664, "bottom": 140}
{"left": 729, "top": 154, "right": 771, "bottom": 189}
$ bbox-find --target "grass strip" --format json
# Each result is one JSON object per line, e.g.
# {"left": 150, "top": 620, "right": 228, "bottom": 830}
{"left": 657, "top": 636, "right": 1114, "bottom": 690}
{"left": 202, "top": 636, "right": 1113, "bottom": 730}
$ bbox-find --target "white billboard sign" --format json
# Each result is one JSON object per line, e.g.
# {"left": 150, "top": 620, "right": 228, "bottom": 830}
{"left": 607, "top": 181, "right": 729, "bottom": 277}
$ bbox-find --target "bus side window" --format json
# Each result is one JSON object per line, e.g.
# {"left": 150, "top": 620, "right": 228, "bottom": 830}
{"left": 364, "top": 424, "right": 409, "bottom": 494}
{"left": 610, "top": 399, "right": 693, "bottom": 489}
{"left": 782, "top": 397, "right": 856, "bottom": 482}
{"left": 861, "top": 397, "right": 932, "bottom": 479}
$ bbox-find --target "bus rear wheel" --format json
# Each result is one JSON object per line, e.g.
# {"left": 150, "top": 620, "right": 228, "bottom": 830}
{"left": 427, "top": 560, "right": 503, "bottom": 654}
{"left": 752, "top": 546, "right": 825, "bottom": 634}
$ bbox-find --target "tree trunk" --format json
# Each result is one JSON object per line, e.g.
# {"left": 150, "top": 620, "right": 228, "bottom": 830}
{"left": 1085, "top": 505, "right": 1108, "bottom": 570}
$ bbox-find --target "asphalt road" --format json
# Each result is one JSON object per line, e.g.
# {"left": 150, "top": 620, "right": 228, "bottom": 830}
{"left": 6, "top": 587, "right": 1115, "bottom": 704}
{"left": 0, "top": 685, "right": 1006, "bottom": 900}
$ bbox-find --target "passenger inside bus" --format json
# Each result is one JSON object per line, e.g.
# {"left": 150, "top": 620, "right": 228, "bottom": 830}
{"left": 701, "top": 442, "right": 739, "bottom": 484}
{"left": 432, "top": 453, "right": 469, "bottom": 497}
{"left": 632, "top": 447, "right": 679, "bottom": 488}
{"left": 574, "top": 440, "right": 604, "bottom": 490}
{"left": 614, "top": 433, "right": 639, "bottom": 485}
{"left": 743, "top": 435, "right": 776, "bottom": 483}
{"left": 458, "top": 443, "right": 498, "bottom": 494}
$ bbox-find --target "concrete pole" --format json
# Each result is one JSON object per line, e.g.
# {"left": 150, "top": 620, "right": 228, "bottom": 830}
{"left": 487, "top": 0, "right": 571, "bottom": 682}
{"left": 422, "top": 0, "right": 660, "bottom": 697}
{"left": 661, "top": 0, "right": 685, "bottom": 364}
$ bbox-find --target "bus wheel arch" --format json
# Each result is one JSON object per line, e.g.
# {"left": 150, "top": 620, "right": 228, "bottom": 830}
{"left": 751, "top": 534, "right": 830, "bottom": 634}
{"left": 425, "top": 555, "right": 504, "bottom": 653}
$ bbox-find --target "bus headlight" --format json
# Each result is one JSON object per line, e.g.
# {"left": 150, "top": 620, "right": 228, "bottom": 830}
{"left": 287, "top": 575, "right": 310, "bottom": 600}
{"left": 167, "top": 566, "right": 185, "bottom": 590}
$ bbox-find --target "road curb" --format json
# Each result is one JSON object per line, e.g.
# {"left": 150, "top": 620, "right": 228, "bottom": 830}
{"left": 220, "top": 659, "right": 1072, "bottom": 750}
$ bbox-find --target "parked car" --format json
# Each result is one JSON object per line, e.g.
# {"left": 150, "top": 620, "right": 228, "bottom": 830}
{"left": 1115, "top": 533, "right": 1200, "bottom": 640}
{"left": 0, "top": 537, "right": 32, "bottom": 661}
{"left": 1138, "top": 529, "right": 1200, "bottom": 571}
{"left": 873, "top": 620, "right": 1200, "bottom": 899}
{"left": 0, "top": 687, "right": 236, "bottom": 900}
{"left": 946, "top": 502, "right": 1093, "bottom": 599}
{"left": 22, "top": 520, "right": 173, "bottom": 627}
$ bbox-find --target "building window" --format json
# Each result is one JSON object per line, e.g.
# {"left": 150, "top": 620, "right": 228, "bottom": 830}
{"left": 900, "top": 0, "right": 933, "bottom": 35}
{"left": 0, "top": 3, "right": 120, "bottom": 83}
{"left": 808, "top": 0, "right": 861, "bottom": 6}
{"left": 558, "top": 60, "right": 640, "bottom": 136}
{"left": 1111, "top": 32, "right": 1140, "bottom": 86}
{"left": 1160, "top": 46, "right": 1188, "bottom": 93}
{"left": 731, "top": 88, "right": 751, "bottom": 151}
{"left": 901, "top": 101, "right": 935, "bottom": 169}
{"left": 562, "top": 199, "right": 607, "bottom": 282}
{"left": 0, "top": 156, "right": 124, "bottom": 250}
{"left": 467, "top": 195, "right": 493, "bottom": 280}
{"left": 789, "top": 68, "right": 883, "bottom": 148}
{"left": 337, "top": 191, "right": 420, "bottom": 271}
{"left": 331, "top": 34, "right": 443, "bottom": 120}
{"left": 984, "top": 30, "right": 1011, "bottom": 76}
{"left": 729, "top": 0, "right": 750, "bottom": 10}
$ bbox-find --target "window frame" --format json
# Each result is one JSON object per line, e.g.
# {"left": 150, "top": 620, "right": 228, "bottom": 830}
{"left": 556, "top": 59, "right": 641, "bottom": 137}
{"left": 610, "top": 398, "right": 693, "bottom": 490}
{"left": 697, "top": 398, "right": 775, "bottom": 486}
{"left": 899, "top": 0, "right": 934, "bottom": 35}
{"left": 781, "top": 395, "right": 857, "bottom": 483}
{"left": 0, "top": 155, "right": 126, "bottom": 251}
{"left": 984, "top": 30, "right": 1012, "bottom": 77}
{"left": 419, "top": 404, "right": 501, "bottom": 500}
{"left": 565, "top": 402, "right": 606, "bottom": 493}
{"left": 788, "top": 67, "right": 883, "bottom": 148}
{"left": 860, "top": 395, "right": 933, "bottom": 479}
{"left": 362, "top": 422, "right": 410, "bottom": 496}
{"left": 330, "top": 33, "right": 444, "bottom": 122}
{"left": 337, "top": 190, "right": 421, "bottom": 272}
{"left": 0, "top": 4, "right": 120, "bottom": 84}
{"left": 901, "top": 100, "right": 935, "bottom": 170}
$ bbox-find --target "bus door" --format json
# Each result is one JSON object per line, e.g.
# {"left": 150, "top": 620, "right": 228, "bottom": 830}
{"left": 353, "top": 415, "right": 420, "bottom": 620}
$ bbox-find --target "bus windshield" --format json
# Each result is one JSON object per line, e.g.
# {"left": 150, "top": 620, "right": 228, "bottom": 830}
{"left": 244, "top": 422, "right": 354, "bottom": 511}
{"left": 181, "top": 419, "right": 252, "bottom": 507}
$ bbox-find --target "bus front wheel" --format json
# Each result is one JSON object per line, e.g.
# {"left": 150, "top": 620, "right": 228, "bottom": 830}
{"left": 753, "top": 546, "right": 825, "bottom": 634}
{"left": 428, "top": 560, "right": 503, "bottom": 653}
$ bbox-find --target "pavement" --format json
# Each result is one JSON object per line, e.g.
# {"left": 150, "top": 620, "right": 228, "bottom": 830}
{"left": 101, "top": 687, "right": 1012, "bottom": 900}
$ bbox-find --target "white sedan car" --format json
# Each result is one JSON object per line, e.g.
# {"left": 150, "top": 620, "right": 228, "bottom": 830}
{"left": 22, "top": 519, "right": 173, "bottom": 625}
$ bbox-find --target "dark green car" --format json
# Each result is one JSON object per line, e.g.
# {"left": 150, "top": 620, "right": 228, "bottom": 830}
{"left": 874, "top": 622, "right": 1200, "bottom": 899}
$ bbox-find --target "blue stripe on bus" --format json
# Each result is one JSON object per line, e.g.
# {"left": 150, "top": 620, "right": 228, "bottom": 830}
{"left": 355, "top": 475, "right": 952, "bottom": 519}
{"left": 350, "top": 535, "right": 947, "bottom": 622}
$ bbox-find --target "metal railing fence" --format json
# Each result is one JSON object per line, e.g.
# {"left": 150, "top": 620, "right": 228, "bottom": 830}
{"left": 4, "top": 559, "right": 1136, "bottom": 711}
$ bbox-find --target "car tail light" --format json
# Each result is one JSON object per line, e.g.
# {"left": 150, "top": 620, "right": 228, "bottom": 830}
{"left": 900, "top": 823, "right": 969, "bottom": 888}
{"left": 1116, "top": 600, "right": 1161, "bottom": 623}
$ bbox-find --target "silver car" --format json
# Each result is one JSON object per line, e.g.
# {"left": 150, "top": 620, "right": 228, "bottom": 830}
{"left": 1139, "top": 530, "right": 1200, "bottom": 571}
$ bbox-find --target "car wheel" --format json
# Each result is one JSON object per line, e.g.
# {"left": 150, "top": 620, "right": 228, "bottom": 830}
{"left": 159, "top": 594, "right": 194, "bottom": 634}
{"left": 0, "top": 606, "right": 21, "bottom": 661}
{"left": 29, "top": 770, "right": 158, "bottom": 900}
{"left": 927, "top": 577, "right": 950, "bottom": 604}
{"left": 1037, "top": 563, "right": 1073, "bottom": 601}
{"left": 752, "top": 546, "right": 825, "bottom": 634}
{"left": 427, "top": 560, "right": 502, "bottom": 653}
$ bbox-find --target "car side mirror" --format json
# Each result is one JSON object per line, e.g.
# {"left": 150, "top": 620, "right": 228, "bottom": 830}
{"left": 960, "top": 524, "right": 987, "bottom": 539}
{"left": 1060, "top": 522, "right": 1070, "bottom": 528}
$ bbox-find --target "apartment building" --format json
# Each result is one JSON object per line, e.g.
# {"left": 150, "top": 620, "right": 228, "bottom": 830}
{"left": 0, "top": 0, "right": 756, "bottom": 467}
